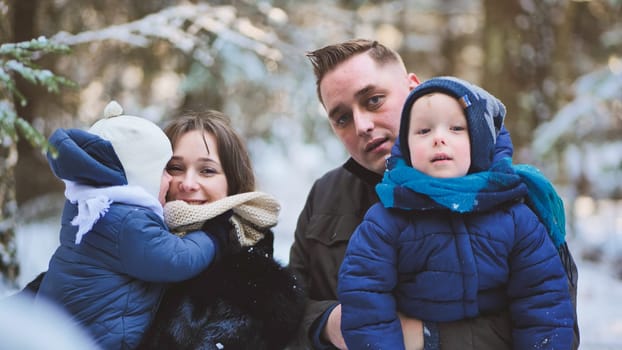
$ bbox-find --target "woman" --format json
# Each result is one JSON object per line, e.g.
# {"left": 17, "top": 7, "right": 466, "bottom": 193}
{"left": 137, "top": 110, "right": 305, "bottom": 350}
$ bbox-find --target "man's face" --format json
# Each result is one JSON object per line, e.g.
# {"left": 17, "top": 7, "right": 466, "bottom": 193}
{"left": 319, "top": 53, "right": 420, "bottom": 174}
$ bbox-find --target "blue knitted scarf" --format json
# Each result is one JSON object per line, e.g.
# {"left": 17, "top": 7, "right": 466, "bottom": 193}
{"left": 376, "top": 157, "right": 566, "bottom": 248}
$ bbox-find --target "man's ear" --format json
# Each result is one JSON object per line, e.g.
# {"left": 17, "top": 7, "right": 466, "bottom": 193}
{"left": 407, "top": 73, "right": 421, "bottom": 90}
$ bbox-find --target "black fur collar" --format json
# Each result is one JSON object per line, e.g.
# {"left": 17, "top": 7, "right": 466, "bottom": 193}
{"left": 137, "top": 232, "right": 305, "bottom": 350}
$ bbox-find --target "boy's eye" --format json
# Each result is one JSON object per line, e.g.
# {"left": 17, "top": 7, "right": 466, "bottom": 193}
{"left": 451, "top": 126, "right": 466, "bottom": 132}
{"left": 416, "top": 128, "right": 430, "bottom": 135}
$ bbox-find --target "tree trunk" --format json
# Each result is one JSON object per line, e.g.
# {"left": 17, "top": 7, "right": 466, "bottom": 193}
{"left": 13, "top": 0, "right": 58, "bottom": 206}
{"left": 0, "top": 0, "right": 19, "bottom": 288}
{"left": 483, "top": 0, "right": 577, "bottom": 162}
{"left": 482, "top": 1, "right": 526, "bottom": 154}
{"left": 0, "top": 144, "right": 19, "bottom": 288}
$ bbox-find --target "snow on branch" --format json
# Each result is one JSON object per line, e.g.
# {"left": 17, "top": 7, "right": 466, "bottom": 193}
{"left": 532, "top": 66, "right": 622, "bottom": 157}
{"left": 49, "top": 3, "right": 283, "bottom": 66}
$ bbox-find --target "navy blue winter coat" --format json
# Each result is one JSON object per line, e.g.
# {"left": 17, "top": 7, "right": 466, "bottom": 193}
{"left": 338, "top": 159, "right": 574, "bottom": 350}
{"left": 37, "top": 129, "right": 217, "bottom": 349}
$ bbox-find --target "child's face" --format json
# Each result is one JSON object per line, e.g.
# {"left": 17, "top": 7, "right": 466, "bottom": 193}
{"left": 407, "top": 93, "right": 471, "bottom": 178}
{"left": 158, "top": 170, "right": 172, "bottom": 206}
{"left": 165, "top": 130, "right": 229, "bottom": 204}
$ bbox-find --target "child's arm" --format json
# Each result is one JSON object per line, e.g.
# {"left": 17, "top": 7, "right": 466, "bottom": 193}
{"left": 117, "top": 210, "right": 218, "bottom": 282}
{"left": 337, "top": 205, "right": 405, "bottom": 350}
{"left": 507, "top": 204, "right": 574, "bottom": 349}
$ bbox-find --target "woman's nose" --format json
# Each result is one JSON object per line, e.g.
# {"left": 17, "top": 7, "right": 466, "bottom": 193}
{"left": 179, "top": 172, "right": 199, "bottom": 191}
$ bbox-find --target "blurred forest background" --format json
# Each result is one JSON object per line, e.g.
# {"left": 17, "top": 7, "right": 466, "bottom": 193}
{"left": 1, "top": 0, "right": 621, "bottom": 289}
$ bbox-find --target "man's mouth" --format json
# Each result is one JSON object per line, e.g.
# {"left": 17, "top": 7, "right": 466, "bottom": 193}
{"left": 364, "top": 137, "right": 387, "bottom": 152}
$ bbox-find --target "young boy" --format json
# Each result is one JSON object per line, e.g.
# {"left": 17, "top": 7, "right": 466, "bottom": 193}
{"left": 337, "top": 77, "right": 574, "bottom": 350}
{"left": 36, "top": 101, "right": 229, "bottom": 349}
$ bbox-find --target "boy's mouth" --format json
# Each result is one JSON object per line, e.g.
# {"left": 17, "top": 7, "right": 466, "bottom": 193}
{"left": 431, "top": 154, "right": 452, "bottom": 162}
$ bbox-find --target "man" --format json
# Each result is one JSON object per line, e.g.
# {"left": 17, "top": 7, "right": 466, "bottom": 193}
{"left": 288, "top": 39, "right": 579, "bottom": 350}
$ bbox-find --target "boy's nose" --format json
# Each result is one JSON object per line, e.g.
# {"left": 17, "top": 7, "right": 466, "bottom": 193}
{"left": 433, "top": 130, "right": 447, "bottom": 146}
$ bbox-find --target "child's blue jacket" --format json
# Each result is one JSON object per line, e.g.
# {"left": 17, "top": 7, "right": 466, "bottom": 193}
{"left": 338, "top": 154, "right": 574, "bottom": 350}
{"left": 37, "top": 129, "right": 217, "bottom": 349}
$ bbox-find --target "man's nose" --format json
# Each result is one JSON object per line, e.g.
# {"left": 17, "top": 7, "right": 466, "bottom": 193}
{"left": 353, "top": 109, "right": 374, "bottom": 135}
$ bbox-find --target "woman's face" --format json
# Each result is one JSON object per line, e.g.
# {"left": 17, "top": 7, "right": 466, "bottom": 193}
{"left": 166, "top": 129, "right": 229, "bottom": 204}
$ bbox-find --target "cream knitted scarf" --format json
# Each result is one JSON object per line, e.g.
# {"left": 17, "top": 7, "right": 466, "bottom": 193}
{"left": 164, "top": 192, "right": 280, "bottom": 247}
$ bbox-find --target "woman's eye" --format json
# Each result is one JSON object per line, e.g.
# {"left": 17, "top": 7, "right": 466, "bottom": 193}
{"left": 166, "top": 165, "right": 183, "bottom": 174}
{"left": 200, "top": 167, "right": 217, "bottom": 176}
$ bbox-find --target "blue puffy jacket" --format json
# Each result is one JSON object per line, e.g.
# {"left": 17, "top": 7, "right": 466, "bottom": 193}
{"left": 338, "top": 141, "right": 574, "bottom": 349}
{"left": 37, "top": 129, "right": 217, "bottom": 349}
{"left": 339, "top": 201, "right": 574, "bottom": 349}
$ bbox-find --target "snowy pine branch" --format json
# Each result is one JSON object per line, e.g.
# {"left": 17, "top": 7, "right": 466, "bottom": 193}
{"left": 0, "top": 36, "right": 75, "bottom": 105}
{"left": 49, "top": 3, "right": 283, "bottom": 67}
{"left": 0, "top": 37, "right": 73, "bottom": 153}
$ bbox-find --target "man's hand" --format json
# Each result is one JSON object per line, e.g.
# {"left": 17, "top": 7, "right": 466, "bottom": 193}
{"left": 399, "top": 312, "right": 424, "bottom": 350}
{"left": 322, "top": 304, "right": 348, "bottom": 349}
{"left": 323, "top": 306, "right": 423, "bottom": 350}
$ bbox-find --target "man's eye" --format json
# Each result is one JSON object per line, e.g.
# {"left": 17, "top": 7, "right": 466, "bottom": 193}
{"left": 367, "top": 95, "right": 384, "bottom": 109}
{"left": 335, "top": 114, "right": 351, "bottom": 128}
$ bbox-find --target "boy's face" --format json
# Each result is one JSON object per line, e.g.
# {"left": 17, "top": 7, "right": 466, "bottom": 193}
{"left": 166, "top": 130, "right": 229, "bottom": 204}
{"left": 158, "top": 170, "right": 172, "bottom": 206}
{"left": 407, "top": 93, "right": 471, "bottom": 178}
{"left": 319, "top": 53, "right": 420, "bottom": 174}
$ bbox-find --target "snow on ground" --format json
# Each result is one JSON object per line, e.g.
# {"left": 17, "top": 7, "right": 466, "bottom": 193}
{"left": 575, "top": 257, "right": 622, "bottom": 349}
{"left": 2, "top": 194, "right": 622, "bottom": 348}
{"left": 0, "top": 189, "right": 622, "bottom": 350}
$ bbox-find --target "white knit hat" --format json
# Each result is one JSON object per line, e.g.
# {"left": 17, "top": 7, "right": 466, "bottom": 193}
{"left": 88, "top": 101, "right": 172, "bottom": 200}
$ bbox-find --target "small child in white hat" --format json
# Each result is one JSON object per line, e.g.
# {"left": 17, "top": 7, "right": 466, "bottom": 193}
{"left": 36, "top": 101, "right": 230, "bottom": 349}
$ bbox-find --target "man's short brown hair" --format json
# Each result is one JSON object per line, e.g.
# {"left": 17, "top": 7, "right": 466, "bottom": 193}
{"left": 306, "top": 39, "right": 404, "bottom": 103}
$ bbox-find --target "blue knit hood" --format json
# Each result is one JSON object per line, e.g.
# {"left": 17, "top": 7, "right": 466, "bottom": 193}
{"left": 47, "top": 128, "right": 127, "bottom": 187}
{"left": 399, "top": 76, "right": 506, "bottom": 173}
